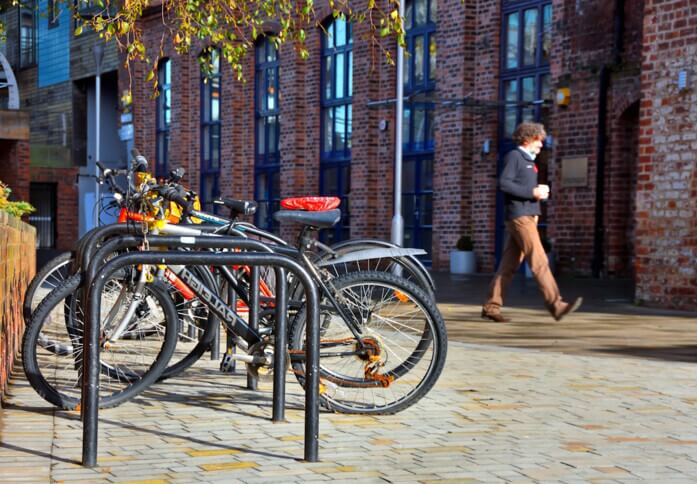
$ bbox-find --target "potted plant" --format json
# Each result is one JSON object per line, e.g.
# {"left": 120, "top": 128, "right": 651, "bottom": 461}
{"left": 525, "top": 236, "right": 555, "bottom": 278}
{"left": 450, "top": 235, "right": 476, "bottom": 274}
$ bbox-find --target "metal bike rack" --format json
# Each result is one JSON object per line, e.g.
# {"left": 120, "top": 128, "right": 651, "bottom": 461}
{"left": 85, "top": 235, "right": 274, "bottom": 391}
{"left": 80, "top": 235, "right": 320, "bottom": 466}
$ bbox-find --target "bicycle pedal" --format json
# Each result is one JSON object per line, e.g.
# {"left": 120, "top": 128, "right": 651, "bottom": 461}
{"left": 219, "top": 353, "right": 236, "bottom": 373}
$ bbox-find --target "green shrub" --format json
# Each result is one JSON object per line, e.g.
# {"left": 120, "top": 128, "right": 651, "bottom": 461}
{"left": 0, "top": 181, "right": 35, "bottom": 218}
{"left": 456, "top": 235, "right": 474, "bottom": 252}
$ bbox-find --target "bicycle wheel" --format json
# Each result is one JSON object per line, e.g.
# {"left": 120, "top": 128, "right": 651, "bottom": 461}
{"left": 158, "top": 265, "right": 220, "bottom": 380}
{"left": 23, "top": 252, "right": 74, "bottom": 323}
{"left": 288, "top": 270, "right": 447, "bottom": 414}
{"left": 22, "top": 273, "right": 178, "bottom": 409}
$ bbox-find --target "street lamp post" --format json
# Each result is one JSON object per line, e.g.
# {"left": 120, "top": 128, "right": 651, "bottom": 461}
{"left": 391, "top": 0, "right": 406, "bottom": 247}
{"left": 93, "top": 43, "right": 104, "bottom": 227}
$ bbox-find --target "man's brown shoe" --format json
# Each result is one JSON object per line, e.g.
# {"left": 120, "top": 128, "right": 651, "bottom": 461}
{"left": 481, "top": 310, "right": 511, "bottom": 323}
{"left": 553, "top": 297, "right": 583, "bottom": 321}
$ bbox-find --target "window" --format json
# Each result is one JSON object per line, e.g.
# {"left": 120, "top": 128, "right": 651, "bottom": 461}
{"left": 200, "top": 49, "right": 221, "bottom": 212}
{"left": 500, "top": 2, "right": 552, "bottom": 138}
{"left": 254, "top": 38, "right": 280, "bottom": 231}
{"left": 320, "top": 17, "right": 352, "bottom": 243}
{"left": 156, "top": 59, "right": 172, "bottom": 179}
{"left": 19, "top": 1, "right": 36, "bottom": 68}
{"left": 403, "top": 0, "right": 437, "bottom": 93}
{"left": 48, "top": 0, "right": 59, "bottom": 27}
{"left": 402, "top": 0, "right": 436, "bottom": 263}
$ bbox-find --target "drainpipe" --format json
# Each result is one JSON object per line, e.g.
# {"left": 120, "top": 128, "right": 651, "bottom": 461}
{"left": 591, "top": 65, "right": 609, "bottom": 278}
{"left": 591, "top": 0, "right": 624, "bottom": 277}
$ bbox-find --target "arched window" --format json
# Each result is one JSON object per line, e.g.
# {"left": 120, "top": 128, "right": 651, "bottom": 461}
{"left": 200, "top": 49, "right": 221, "bottom": 212}
{"left": 320, "top": 16, "right": 352, "bottom": 243}
{"left": 254, "top": 38, "right": 280, "bottom": 231}
{"left": 402, "top": 0, "right": 436, "bottom": 263}
{"left": 156, "top": 58, "right": 172, "bottom": 179}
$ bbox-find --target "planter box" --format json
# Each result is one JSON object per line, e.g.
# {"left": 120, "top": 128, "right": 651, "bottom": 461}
{"left": 450, "top": 250, "right": 476, "bottom": 274}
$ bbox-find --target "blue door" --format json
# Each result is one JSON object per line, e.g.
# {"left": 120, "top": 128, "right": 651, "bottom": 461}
{"left": 402, "top": 154, "right": 433, "bottom": 264}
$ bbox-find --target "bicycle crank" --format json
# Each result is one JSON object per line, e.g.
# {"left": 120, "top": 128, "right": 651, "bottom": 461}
{"left": 245, "top": 341, "right": 289, "bottom": 381}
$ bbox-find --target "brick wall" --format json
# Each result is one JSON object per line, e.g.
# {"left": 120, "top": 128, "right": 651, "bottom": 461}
{"left": 123, "top": 0, "right": 697, "bottom": 314}
{"left": 546, "top": 0, "right": 643, "bottom": 277}
{"left": 636, "top": 0, "right": 697, "bottom": 309}
{"left": 470, "top": 0, "right": 502, "bottom": 272}
{"left": 0, "top": 212, "right": 35, "bottom": 403}
{"left": 430, "top": 0, "right": 476, "bottom": 271}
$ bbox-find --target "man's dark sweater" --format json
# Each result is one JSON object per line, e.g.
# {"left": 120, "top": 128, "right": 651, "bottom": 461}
{"left": 499, "top": 147, "right": 541, "bottom": 221}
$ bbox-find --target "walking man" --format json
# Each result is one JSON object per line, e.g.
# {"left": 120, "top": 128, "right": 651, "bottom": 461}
{"left": 481, "top": 121, "right": 582, "bottom": 323}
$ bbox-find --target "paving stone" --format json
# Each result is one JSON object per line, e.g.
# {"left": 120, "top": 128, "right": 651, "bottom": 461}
{"left": 4, "top": 292, "right": 697, "bottom": 482}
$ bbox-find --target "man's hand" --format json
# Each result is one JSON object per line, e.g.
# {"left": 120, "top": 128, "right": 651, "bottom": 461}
{"left": 533, "top": 184, "right": 550, "bottom": 200}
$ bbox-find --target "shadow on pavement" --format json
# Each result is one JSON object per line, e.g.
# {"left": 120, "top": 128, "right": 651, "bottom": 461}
{"left": 589, "top": 345, "right": 697, "bottom": 363}
{"left": 433, "top": 271, "right": 697, "bottom": 364}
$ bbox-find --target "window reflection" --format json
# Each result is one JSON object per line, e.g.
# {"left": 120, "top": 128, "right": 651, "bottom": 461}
{"left": 429, "top": 35, "right": 437, "bottom": 82}
{"left": 523, "top": 9, "right": 538, "bottom": 65}
{"left": 156, "top": 59, "right": 172, "bottom": 177}
{"left": 506, "top": 13, "right": 519, "bottom": 69}
{"left": 542, "top": 5, "right": 552, "bottom": 62}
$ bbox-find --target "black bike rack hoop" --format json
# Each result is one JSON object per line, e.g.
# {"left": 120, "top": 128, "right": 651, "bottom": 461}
{"left": 81, "top": 237, "right": 320, "bottom": 467}
{"left": 85, "top": 235, "right": 283, "bottom": 404}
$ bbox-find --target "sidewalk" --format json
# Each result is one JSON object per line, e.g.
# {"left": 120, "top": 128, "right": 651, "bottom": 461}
{"left": 434, "top": 271, "right": 697, "bottom": 363}
{"left": 1, "top": 274, "right": 697, "bottom": 483}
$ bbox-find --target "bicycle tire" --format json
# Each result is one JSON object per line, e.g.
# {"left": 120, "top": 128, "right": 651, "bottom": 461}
{"left": 288, "top": 270, "right": 447, "bottom": 415}
{"left": 22, "top": 273, "right": 179, "bottom": 409}
{"left": 23, "top": 251, "right": 74, "bottom": 324}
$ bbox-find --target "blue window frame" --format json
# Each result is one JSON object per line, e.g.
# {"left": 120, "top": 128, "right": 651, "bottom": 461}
{"left": 402, "top": 0, "right": 436, "bottom": 263}
{"left": 500, "top": 1, "right": 552, "bottom": 138}
{"left": 200, "top": 49, "right": 221, "bottom": 212}
{"left": 156, "top": 58, "right": 172, "bottom": 179}
{"left": 320, "top": 17, "right": 352, "bottom": 243}
{"left": 254, "top": 38, "right": 280, "bottom": 231}
{"left": 496, "top": 0, "right": 553, "bottom": 262}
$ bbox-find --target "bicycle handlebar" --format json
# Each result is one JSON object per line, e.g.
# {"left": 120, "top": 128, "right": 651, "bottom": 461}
{"left": 157, "top": 183, "right": 192, "bottom": 211}
{"left": 96, "top": 161, "right": 127, "bottom": 196}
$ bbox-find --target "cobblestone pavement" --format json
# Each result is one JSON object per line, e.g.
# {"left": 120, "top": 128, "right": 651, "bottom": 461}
{"left": 2, "top": 274, "right": 697, "bottom": 483}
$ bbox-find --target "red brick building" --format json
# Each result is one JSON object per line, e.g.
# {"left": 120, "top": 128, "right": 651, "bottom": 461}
{"left": 124, "top": 0, "right": 695, "bottom": 310}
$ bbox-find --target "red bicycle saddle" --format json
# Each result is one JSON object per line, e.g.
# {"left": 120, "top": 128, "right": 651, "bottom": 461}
{"left": 280, "top": 196, "right": 341, "bottom": 211}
